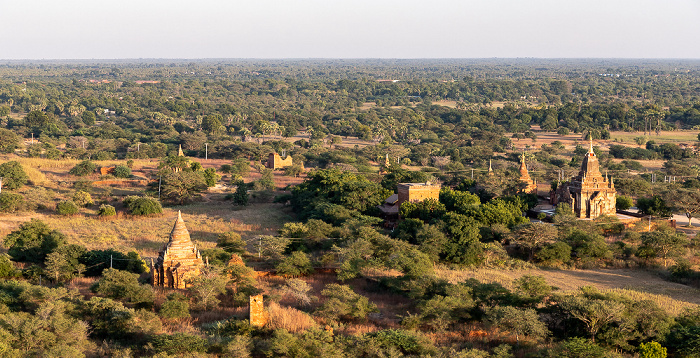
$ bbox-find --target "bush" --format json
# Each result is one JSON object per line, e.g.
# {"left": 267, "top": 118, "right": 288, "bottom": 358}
{"left": 316, "top": 283, "right": 377, "bottom": 322}
{"left": 123, "top": 196, "right": 162, "bottom": 216}
{"left": 616, "top": 195, "right": 634, "bottom": 211}
{"left": 203, "top": 167, "right": 220, "bottom": 187}
{"left": 160, "top": 292, "right": 190, "bottom": 319}
{"left": 276, "top": 251, "right": 313, "bottom": 277}
{"left": 91, "top": 268, "right": 155, "bottom": 307}
{"left": 216, "top": 231, "right": 245, "bottom": 254}
{"left": 536, "top": 242, "right": 572, "bottom": 264}
{"left": 79, "top": 249, "right": 145, "bottom": 276}
{"left": 97, "top": 204, "right": 116, "bottom": 217}
{"left": 69, "top": 160, "right": 96, "bottom": 176}
{"left": 0, "top": 192, "right": 25, "bottom": 212}
{"left": 113, "top": 165, "right": 131, "bottom": 178}
{"left": 0, "top": 161, "right": 28, "bottom": 190}
{"left": 3, "top": 219, "right": 67, "bottom": 263}
{"left": 150, "top": 333, "right": 208, "bottom": 355}
{"left": 0, "top": 254, "right": 20, "bottom": 278}
{"left": 57, "top": 200, "right": 79, "bottom": 215}
{"left": 72, "top": 190, "right": 94, "bottom": 207}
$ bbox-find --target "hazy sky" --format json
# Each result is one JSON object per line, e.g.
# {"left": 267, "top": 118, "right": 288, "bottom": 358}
{"left": 1, "top": 0, "right": 698, "bottom": 59}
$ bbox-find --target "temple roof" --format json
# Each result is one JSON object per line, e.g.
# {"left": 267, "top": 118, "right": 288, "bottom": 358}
{"left": 519, "top": 152, "right": 531, "bottom": 181}
{"left": 578, "top": 138, "right": 601, "bottom": 178}
{"left": 169, "top": 210, "right": 193, "bottom": 245}
{"left": 178, "top": 144, "right": 185, "bottom": 157}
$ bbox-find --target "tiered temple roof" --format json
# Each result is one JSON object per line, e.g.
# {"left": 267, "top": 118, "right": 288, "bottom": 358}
{"left": 568, "top": 139, "right": 616, "bottom": 218}
{"left": 152, "top": 211, "right": 204, "bottom": 289}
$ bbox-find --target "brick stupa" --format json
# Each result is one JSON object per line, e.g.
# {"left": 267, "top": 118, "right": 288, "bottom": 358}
{"left": 568, "top": 139, "right": 616, "bottom": 218}
{"left": 152, "top": 211, "right": 204, "bottom": 289}
{"left": 518, "top": 152, "right": 537, "bottom": 194}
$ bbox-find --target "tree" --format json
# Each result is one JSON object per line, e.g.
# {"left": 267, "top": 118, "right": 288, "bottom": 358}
{"left": 187, "top": 268, "right": 228, "bottom": 310}
{"left": 3, "top": 219, "right": 67, "bottom": 263}
{"left": 160, "top": 171, "right": 208, "bottom": 204}
{"left": 638, "top": 227, "right": 686, "bottom": 267}
{"left": 616, "top": 195, "right": 634, "bottom": 211}
{"left": 97, "top": 204, "right": 116, "bottom": 217}
{"left": 91, "top": 268, "right": 155, "bottom": 307}
{"left": 216, "top": 231, "right": 246, "bottom": 254}
{"left": 484, "top": 306, "right": 549, "bottom": 343}
{"left": 56, "top": 200, "right": 79, "bottom": 215}
{"left": 0, "top": 192, "right": 25, "bottom": 212}
{"left": 637, "top": 196, "right": 672, "bottom": 218}
{"left": 159, "top": 292, "right": 190, "bottom": 320}
{"left": 69, "top": 160, "right": 96, "bottom": 176}
{"left": 0, "top": 161, "right": 28, "bottom": 190}
{"left": 113, "top": 165, "right": 131, "bottom": 178}
{"left": 159, "top": 155, "right": 191, "bottom": 172}
{"left": 510, "top": 222, "right": 558, "bottom": 261}
{"left": 276, "top": 251, "right": 313, "bottom": 277}
{"left": 639, "top": 341, "right": 667, "bottom": 358}
{"left": 0, "top": 128, "right": 20, "bottom": 153}
{"left": 201, "top": 114, "right": 223, "bottom": 134}
{"left": 316, "top": 283, "right": 377, "bottom": 322}
{"left": 72, "top": 190, "right": 93, "bottom": 207}
{"left": 123, "top": 196, "right": 162, "bottom": 215}
{"left": 559, "top": 292, "right": 625, "bottom": 342}
{"left": 44, "top": 251, "right": 74, "bottom": 282}
{"left": 252, "top": 235, "right": 290, "bottom": 260}
{"left": 666, "top": 188, "right": 700, "bottom": 226}
{"left": 203, "top": 168, "right": 220, "bottom": 187}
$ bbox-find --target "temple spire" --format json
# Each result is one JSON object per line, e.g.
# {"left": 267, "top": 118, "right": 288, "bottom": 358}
{"left": 178, "top": 144, "right": 184, "bottom": 157}
{"left": 589, "top": 136, "right": 594, "bottom": 154}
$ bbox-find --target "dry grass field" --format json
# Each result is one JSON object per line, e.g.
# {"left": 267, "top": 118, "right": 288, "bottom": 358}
{"left": 435, "top": 266, "right": 700, "bottom": 315}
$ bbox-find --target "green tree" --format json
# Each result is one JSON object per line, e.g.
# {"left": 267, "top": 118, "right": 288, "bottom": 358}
{"left": 72, "top": 190, "right": 93, "bottom": 207}
{"left": 216, "top": 231, "right": 246, "bottom": 254}
{"left": 0, "top": 128, "right": 20, "bottom": 153}
{"left": 637, "top": 196, "right": 672, "bottom": 218}
{"left": 638, "top": 227, "right": 686, "bottom": 267}
{"left": 0, "top": 161, "right": 28, "bottom": 190}
{"left": 97, "top": 204, "right": 116, "bottom": 217}
{"left": 203, "top": 167, "right": 220, "bottom": 187}
{"left": 666, "top": 188, "right": 700, "bottom": 226}
{"left": 123, "top": 196, "right": 162, "bottom": 215}
{"left": 160, "top": 171, "right": 208, "bottom": 204}
{"left": 276, "top": 251, "right": 314, "bottom": 277}
{"left": 0, "top": 192, "right": 25, "bottom": 212}
{"left": 0, "top": 254, "right": 20, "bottom": 278}
{"left": 3, "top": 219, "right": 67, "bottom": 263}
{"left": 159, "top": 292, "right": 190, "bottom": 320}
{"left": 187, "top": 268, "right": 228, "bottom": 310}
{"left": 91, "top": 268, "right": 155, "bottom": 307}
{"left": 616, "top": 195, "right": 634, "bottom": 211}
{"left": 112, "top": 165, "right": 131, "bottom": 178}
{"left": 232, "top": 180, "right": 249, "bottom": 206}
{"left": 484, "top": 305, "right": 549, "bottom": 343}
{"left": 201, "top": 114, "right": 223, "bottom": 134}
{"left": 510, "top": 222, "right": 559, "bottom": 261}
{"left": 316, "top": 283, "right": 377, "bottom": 322}
{"left": 639, "top": 341, "right": 667, "bottom": 358}
{"left": 56, "top": 200, "right": 79, "bottom": 215}
{"left": 69, "top": 160, "right": 96, "bottom": 176}
{"left": 559, "top": 292, "right": 625, "bottom": 342}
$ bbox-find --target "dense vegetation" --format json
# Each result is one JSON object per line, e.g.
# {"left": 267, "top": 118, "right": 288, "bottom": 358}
{"left": 1, "top": 59, "right": 700, "bottom": 357}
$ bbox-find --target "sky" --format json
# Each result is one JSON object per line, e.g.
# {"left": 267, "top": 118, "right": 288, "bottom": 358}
{"left": 0, "top": 0, "right": 698, "bottom": 59}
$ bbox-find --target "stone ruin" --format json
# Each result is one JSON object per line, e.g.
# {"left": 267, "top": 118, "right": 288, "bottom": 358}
{"left": 249, "top": 294, "right": 268, "bottom": 328}
{"left": 266, "top": 152, "right": 294, "bottom": 169}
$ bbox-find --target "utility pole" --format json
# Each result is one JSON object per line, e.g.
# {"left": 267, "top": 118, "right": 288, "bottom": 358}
{"left": 137, "top": 142, "right": 140, "bottom": 152}
{"left": 110, "top": 255, "right": 113, "bottom": 269}
{"left": 158, "top": 176, "right": 162, "bottom": 200}
{"left": 0, "top": 177, "right": 3, "bottom": 194}
{"left": 31, "top": 133, "right": 34, "bottom": 144}
{"left": 205, "top": 143, "right": 208, "bottom": 161}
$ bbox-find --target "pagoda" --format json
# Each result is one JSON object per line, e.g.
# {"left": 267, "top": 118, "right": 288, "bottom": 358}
{"left": 568, "top": 139, "right": 616, "bottom": 218}
{"left": 518, "top": 153, "right": 537, "bottom": 194}
{"left": 152, "top": 211, "right": 204, "bottom": 289}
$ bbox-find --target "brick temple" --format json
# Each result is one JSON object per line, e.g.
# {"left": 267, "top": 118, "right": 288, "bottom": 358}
{"left": 568, "top": 139, "right": 617, "bottom": 218}
{"left": 152, "top": 211, "right": 204, "bottom": 289}
{"left": 518, "top": 152, "right": 537, "bottom": 194}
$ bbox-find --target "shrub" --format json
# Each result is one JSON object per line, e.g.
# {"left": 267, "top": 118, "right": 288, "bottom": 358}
{"left": 69, "top": 160, "right": 96, "bottom": 176}
{"left": 91, "top": 268, "right": 155, "bottom": 307}
{"left": 150, "top": 333, "right": 208, "bottom": 355}
{"left": 79, "top": 249, "right": 145, "bottom": 276}
{"left": 536, "top": 242, "right": 572, "bottom": 264}
{"left": 72, "top": 190, "right": 94, "bottom": 207}
{"left": 57, "top": 200, "right": 79, "bottom": 215}
{"left": 0, "top": 161, "right": 28, "bottom": 190}
{"left": 160, "top": 292, "right": 190, "bottom": 319}
{"left": 3, "top": 219, "right": 67, "bottom": 263}
{"left": 0, "top": 128, "right": 20, "bottom": 153}
{"left": 276, "top": 251, "right": 313, "bottom": 277}
{"left": 200, "top": 248, "right": 232, "bottom": 266}
{"left": 203, "top": 167, "right": 220, "bottom": 187}
{"left": 216, "top": 231, "right": 245, "bottom": 254}
{"left": 0, "top": 254, "right": 20, "bottom": 278}
{"left": 123, "top": 196, "right": 162, "bottom": 216}
{"left": 97, "top": 204, "right": 116, "bottom": 217}
{"left": 0, "top": 192, "right": 25, "bottom": 212}
{"left": 316, "top": 283, "right": 377, "bottom": 322}
{"left": 616, "top": 195, "right": 634, "bottom": 211}
{"left": 113, "top": 165, "right": 131, "bottom": 178}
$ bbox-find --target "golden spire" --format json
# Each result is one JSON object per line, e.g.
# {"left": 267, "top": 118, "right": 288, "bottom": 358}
{"left": 589, "top": 136, "right": 594, "bottom": 154}
{"left": 178, "top": 144, "right": 185, "bottom": 157}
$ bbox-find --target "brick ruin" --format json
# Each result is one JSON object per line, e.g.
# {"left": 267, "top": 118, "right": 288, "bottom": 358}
{"left": 266, "top": 152, "right": 294, "bottom": 169}
{"left": 249, "top": 294, "right": 268, "bottom": 327}
{"left": 397, "top": 182, "right": 441, "bottom": 208}
{"left": 151, "top": 211, "right": 204, "bottom": 289}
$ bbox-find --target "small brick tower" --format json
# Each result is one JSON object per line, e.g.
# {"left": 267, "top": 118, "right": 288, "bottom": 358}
{"left": 152, "top": 211, "right": 204, "bottom": 289}
{"left": 249, "top": 294, "right": 268, "bottom": 327}
{"left": 568, "top": 139, "right": 616, "bottom": 218}
{"left": 178, "top": 144, "right": 185, "bottom": 157}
